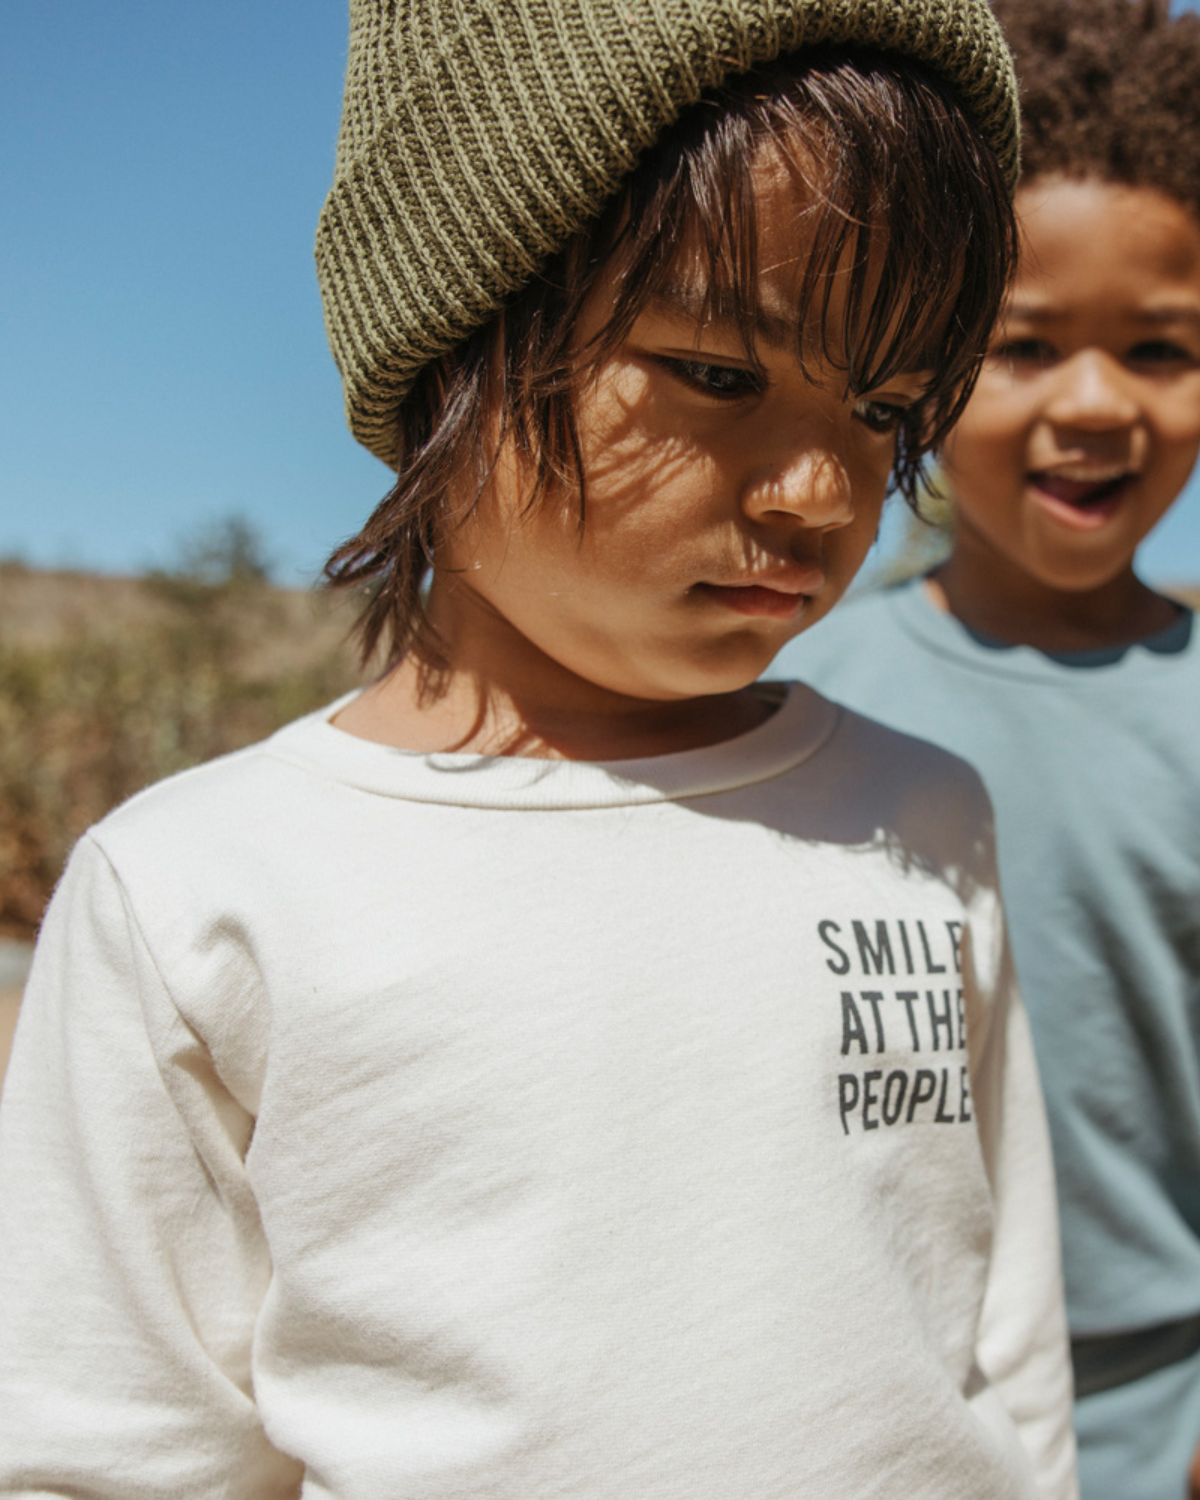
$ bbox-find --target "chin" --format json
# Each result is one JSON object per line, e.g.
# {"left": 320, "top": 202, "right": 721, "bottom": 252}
{"left": 599, "top": 662, "right": 755, "bottom": 704}
{"left": 562, "top": 630, "right": 783, "bottom": 702}
{"left": 678, "top": 648, "right": 782, "bottom": 697}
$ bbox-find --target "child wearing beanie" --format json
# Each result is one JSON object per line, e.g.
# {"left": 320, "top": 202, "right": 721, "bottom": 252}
{"left": 772, "top": 1, "right": 1200, "bottom": 1495}
{"left": 0, "top": 2, "right": 1077, "bottom": 1495}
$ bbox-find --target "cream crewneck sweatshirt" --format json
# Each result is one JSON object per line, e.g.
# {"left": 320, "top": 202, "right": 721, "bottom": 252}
{"left": 0, "top": 685, "right": 1076, "bottom": 1498}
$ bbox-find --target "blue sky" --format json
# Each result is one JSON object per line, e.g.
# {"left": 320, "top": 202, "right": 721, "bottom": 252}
{"left": 4, "top": 0, "right": 1200, "bottom": 587}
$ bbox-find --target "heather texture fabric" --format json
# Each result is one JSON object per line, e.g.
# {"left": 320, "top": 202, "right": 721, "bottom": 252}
{"left": 0, "top": 685, "right": 1076, "bottom": 1497}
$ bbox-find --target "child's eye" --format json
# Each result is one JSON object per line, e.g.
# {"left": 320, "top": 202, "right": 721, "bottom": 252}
{"left": 852, "top": 398, "right": 909, "bottom": 435}
{"left": 1126, "top": 339, "right": 1196, "bottom": 368}
{"left": 659, "top": 358, "right": 763, "bottom": 399}
{"left": 991, "top": 338, "right": 1056, "bottom": 368}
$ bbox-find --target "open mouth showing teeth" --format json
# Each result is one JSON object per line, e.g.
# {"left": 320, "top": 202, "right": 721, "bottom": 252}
{"left": 1030, "top": 472, "right": 1132, "bottom": 509}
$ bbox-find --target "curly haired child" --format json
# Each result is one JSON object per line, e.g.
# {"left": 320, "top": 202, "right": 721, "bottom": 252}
{"left": 0, "top": 2, "right": 1078, "bottom": 1495}
{"left": 773, "top": 1, "right": 1200, "bottom": 1494}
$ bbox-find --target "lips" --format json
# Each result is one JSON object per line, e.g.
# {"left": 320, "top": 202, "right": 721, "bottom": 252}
{"left": 694, "top": 564, "right": 825, "bottom": 619}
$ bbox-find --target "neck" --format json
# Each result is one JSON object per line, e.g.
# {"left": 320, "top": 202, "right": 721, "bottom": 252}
{"left": 930, "top": 535, "right": 1178, "bottom": 653}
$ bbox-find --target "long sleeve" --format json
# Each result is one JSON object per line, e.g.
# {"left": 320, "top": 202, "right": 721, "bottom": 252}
{"left": 965, "top": 883, "right": 1079, "bottom": 1500}
{"left": 0, "top": 836, "right": 301, "bottom": 1498}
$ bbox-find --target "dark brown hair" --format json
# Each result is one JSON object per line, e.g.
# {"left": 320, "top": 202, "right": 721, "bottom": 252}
{"left": 325, "top": 48, "right": 1017, "bottom": 666}
{"left": 990, "top": 0, "right": 1200, "bottom": 222}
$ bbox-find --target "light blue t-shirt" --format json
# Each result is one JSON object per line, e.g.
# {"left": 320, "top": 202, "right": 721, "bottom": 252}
{"left": 771, "top": 579, "right": 1200, "bottom": 1339}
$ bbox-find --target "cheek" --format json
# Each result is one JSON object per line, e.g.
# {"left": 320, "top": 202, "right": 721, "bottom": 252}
{"left": 846, "top": 462, "right": 891, "bottom": 535}
{"left": 496, "top": 494, "right": 671, "bottom": 616}
{"left": 1152, "top": 393, "right": 1200, "bottom": 457}
{"left": 943, "top": 399, "right": 1027, "bottom": 493}
{"left": 440, "top": 483, "right": 586, "bottom": 626}
{"left": 579, "top": 396, "right": 724, "bottom": 530}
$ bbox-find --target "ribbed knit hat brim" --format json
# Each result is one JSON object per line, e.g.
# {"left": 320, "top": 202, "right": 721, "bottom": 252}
{"left": 316, "top": 0, "right": 1019, "bottom": 467}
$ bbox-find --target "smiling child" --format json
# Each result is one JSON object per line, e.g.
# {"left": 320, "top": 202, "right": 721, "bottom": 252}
{"left": 0, "top": 2, "right": 1078, "bottom": 1495}
{"left": 771, "top": 1, "right": 1200, "bottom": 1494}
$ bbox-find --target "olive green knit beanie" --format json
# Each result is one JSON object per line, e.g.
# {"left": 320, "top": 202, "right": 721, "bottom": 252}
{"left": 316, "top": 0, "right": 1019, "bottom": 467}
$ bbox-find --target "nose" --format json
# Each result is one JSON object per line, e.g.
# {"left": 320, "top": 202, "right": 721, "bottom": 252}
{"left": 1044, "top": 349, "right": 1140, "bottom": 432}
{"left": 741, "top": 442, "right": 856, "bottom": 530}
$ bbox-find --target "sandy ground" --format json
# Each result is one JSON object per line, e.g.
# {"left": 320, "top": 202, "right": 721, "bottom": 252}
{"left": 0, "top": 987, "right": 22, "bottom": 1102}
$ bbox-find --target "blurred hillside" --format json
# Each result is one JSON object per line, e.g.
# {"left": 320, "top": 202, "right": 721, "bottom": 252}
{"left": 0, "top": 525, "right": 372, "bottom": 941}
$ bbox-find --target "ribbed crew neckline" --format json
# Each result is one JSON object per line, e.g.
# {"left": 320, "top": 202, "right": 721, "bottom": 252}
{"left": 883, "top": 578, "right": 1195, "bottom": 682}
{"left": 264, "top": 682, "right": 839, "bottom": 810}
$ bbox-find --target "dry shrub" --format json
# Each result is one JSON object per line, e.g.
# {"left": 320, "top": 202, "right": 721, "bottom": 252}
{"left": 0, "top": 537, "right": 366, "bottom": 940}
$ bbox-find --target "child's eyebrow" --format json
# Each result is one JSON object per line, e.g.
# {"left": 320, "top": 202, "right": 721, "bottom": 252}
{"left": 647, "top": 281, "right": 799, "bottom": 352}
{"left": 1138, "top": 306, "right": 1200, "bottom": 330}
{"left": 647, "top": 279, "right": 941, "bottom": 378}
{"left": 1003, "top": 303, "right": 1054, "bottom": 322}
